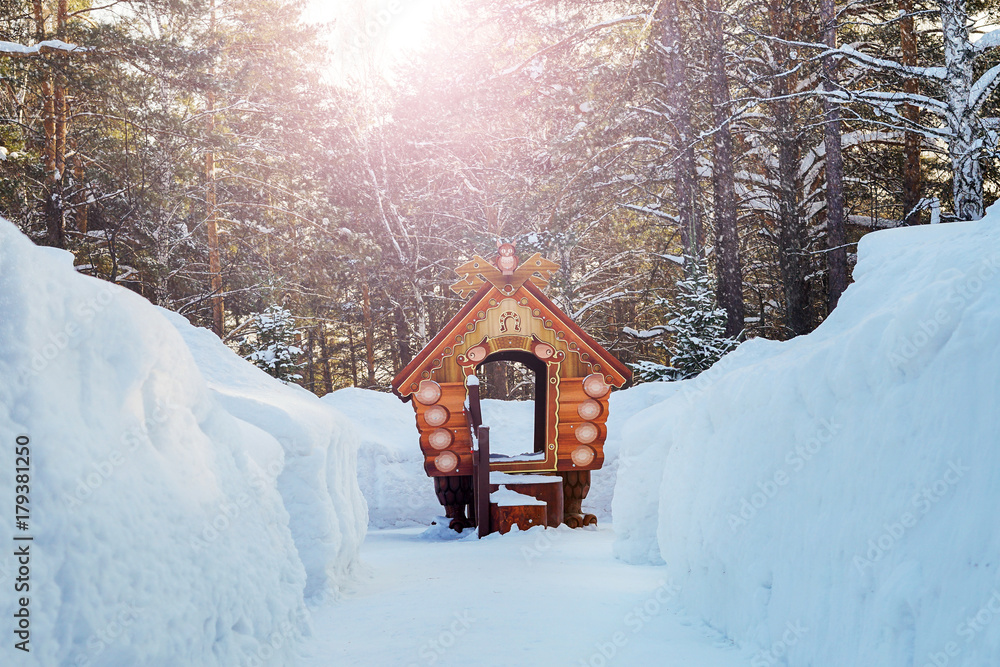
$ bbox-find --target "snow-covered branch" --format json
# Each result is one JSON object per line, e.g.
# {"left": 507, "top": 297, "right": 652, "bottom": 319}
{"left": 497, "top": 15, "right": 648, "bottom": 77}
{"left": 0, "top": 40, "right": 86, "bottom": 57}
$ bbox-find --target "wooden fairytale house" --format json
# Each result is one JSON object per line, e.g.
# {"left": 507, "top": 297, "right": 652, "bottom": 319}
{"left": 391, "top": 245, "right": 631, "bottom": 534}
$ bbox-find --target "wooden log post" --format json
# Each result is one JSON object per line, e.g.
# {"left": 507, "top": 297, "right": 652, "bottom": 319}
{"left": 561, "top": 470, "right": 597, "bottom": 528}
{"left": 475, "top": 425, "right": 491, "bottom": 538}
{"left": 433, "top": 476, "right": 474, "bottom": 531}
{"left": 467, "top": 378, "right": 482, "bottom": 431}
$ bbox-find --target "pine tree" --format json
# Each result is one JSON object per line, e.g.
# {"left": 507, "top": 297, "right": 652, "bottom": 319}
{"left": 668, "top": 257, "right": 738, "bottom": 379}
{"left": 631, "top": 254, "right": 738, "bottom": 382}
{"left": 241, "top": 305, "right": 304, "bottom": 383}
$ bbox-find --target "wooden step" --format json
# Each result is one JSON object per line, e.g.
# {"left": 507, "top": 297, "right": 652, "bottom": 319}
{"left": 489, "top": 487, "right": 547, "bottom": 534}
{"left": 490, "top": 472, "right": 564, "bottom": 528}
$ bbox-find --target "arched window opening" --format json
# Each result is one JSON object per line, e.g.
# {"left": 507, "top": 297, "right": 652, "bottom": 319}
{"left": 475, "top": 351, "right": 547, "bottom": 458}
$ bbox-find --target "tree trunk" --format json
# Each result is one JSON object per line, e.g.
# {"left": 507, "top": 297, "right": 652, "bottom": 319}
{"left": 361, "top": 280, "right": 376, "bottom": 387}
{"left": 55, "top": 0, "right": 67, "bottom": 179}
{"left": 706, "top": 0, "right": 744, "bottom": 337}
{"left": 484, "top": 362, "right": 509, "bottom": 400}
{"left": 205, "top": 0, "right": 225, "bottom": 336}
{"left": 898, "top": 0, "right": 922, "bottom": 224}
{"left": 657, "top": 0, "right": 700, "bottom": 264}
{"left": 394, "top": 306, "right": 413, "bottom": 368}
{"left": 347, "top": 325, "right": 359, "bottom": 388}
{"left": 72, "top": 138, "right": 88, "bottom": 234}
{"left": 319, "top": 323, "right": 333, "bottom": 395}
{"left": 821, "top": 0, "right": 848, "bottom": 311}
{"left": 33, "top": 0, "right": 63, "bottom": 247}
{"left": 940, "top": 0, "right": 983, "bottom": 221}
{"left": 306, "top": 326, "right": 315, "bottom": 392}
{"left": 770, "top": 0, "right": 810, "bottom": 335}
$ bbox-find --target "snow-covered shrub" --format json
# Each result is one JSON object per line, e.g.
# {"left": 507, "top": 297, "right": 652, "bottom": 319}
{"left": 242, "top": 304, "right": 304, "bottom": 382}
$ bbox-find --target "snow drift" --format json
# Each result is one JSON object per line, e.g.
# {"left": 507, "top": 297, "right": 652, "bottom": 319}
{"left": 167, "top": 311, "right": 367, "bottom": 597}
{"left": 614, "top": 216, "right": 1000, "bottom": 665}
{"left": 0, "top": 218, "right": 365, "bottom": 665}
{"left": 323, "top": 387, "right": 439, "bottom": 528}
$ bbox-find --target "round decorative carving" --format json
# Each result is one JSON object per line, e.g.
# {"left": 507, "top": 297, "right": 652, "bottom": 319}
{"left": 428, "top": 428, "right": 453, "bottom": 450}
{"left": 466, "top": 345, "right": 488, "bottom": 363}
{"left": 533, "top": 309, "right": 541, "bottom": 316}
{"left": 424, "top": 405, "right": 450, "bottom": 427}
{"left": 577, "top": 399, "right": 602, "bottom": 420}
{"left": 532, "top": 340, "right": 556, "bottom": 361}
{"left": 414, "top": 380, "right": 442, "bottom": 405}
{"left": 574, "top": 422, "right": 599, "bottom": 445}
{"left": 434, "top": 451, "right": 459, "bottom": 472}
{"left": 571, "top": 445, "right": 596, "bottom": 467}
{"left": 582, "top": 373, "right": 610, "bottom": 398}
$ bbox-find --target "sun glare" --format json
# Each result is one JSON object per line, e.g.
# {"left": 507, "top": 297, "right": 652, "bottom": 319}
{"left": 307, "top": 0, "right": 451, "bottom": 77}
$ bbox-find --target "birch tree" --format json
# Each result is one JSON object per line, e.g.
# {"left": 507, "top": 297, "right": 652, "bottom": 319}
{"left": 792, "top": 0, "right": 1000, "bottom": 221}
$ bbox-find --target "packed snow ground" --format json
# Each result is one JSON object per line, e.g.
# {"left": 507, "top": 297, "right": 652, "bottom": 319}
{"left": 0, "top": 218, "right": 366, "bottom": 665}
{"left": 301, "top": 525, "right": 744, "bottom": 667}
{"left": 615, "top": 216, "right": 1000, "bottom": 665}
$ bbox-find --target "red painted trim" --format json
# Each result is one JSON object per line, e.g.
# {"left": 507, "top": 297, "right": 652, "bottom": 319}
{"left": 391, "top": 283, "right": 494, "bottom": 396}
{"left": 521, "top": 280, "right": 633, "bottom": 383}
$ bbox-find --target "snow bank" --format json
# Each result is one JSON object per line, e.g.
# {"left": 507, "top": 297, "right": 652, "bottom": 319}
{"left": 0, "top": 219, "right": 364, "bottom": 665}
{"left": 323, "top": 388, "right": 439, "bottom": 528}
{"left": 614, "top": 217, "right": 1000, "bottom": 665}
{"left": 588, "top": 381, "right": 684, "bottom": 520}
{"left": 164, "top": 310, "right": 367, "bottom": 598}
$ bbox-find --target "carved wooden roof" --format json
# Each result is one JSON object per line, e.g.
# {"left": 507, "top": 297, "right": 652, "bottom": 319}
{"left": 391, "top": 248, "right": 631, "bottom": 398}
{"left": 449, "top": 252, "right": 560, "bottom": 299}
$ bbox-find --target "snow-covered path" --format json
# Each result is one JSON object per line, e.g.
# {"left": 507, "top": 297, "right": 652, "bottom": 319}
{"left": 301, "top": 525, "right": 744, "bottom": 666}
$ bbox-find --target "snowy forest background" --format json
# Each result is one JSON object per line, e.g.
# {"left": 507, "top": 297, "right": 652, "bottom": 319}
{"left": 3, "top": 0, "right": 1000, "bottom": 392}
